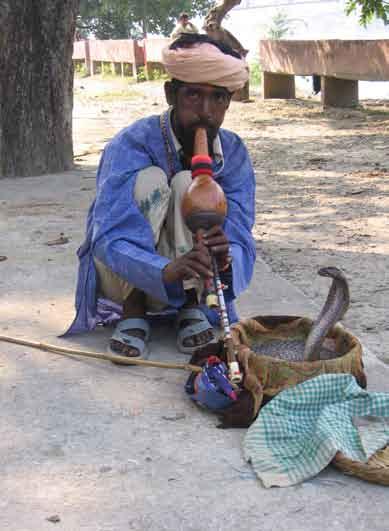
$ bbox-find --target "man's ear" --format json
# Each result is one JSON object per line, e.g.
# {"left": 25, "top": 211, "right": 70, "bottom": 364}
{"left": 164, "top": 81, "right": 176, "bottom": 106}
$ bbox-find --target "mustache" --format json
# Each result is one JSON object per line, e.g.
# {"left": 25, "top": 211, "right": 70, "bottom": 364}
{"left": 187, "top": 120, "right": 217, "bottom": 134}
{"left": 184, "top": 122, "right": 218, "bottom": 143}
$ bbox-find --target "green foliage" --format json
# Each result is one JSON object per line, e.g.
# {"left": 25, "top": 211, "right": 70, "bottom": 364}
{"left": 137, "top": 66, "right": 147, "bottom": 82}
{"left": 345, "top": 0, "right": 389, "bottom": 26}
{"left": 76, "top": 0, "right": 131, "bottom": 39}
{"left": 136, "top": 65, "right": 169, "bottom": 82}
{"left": 265, "top": 11, "right": 308, "bottom": 40}
{"left": 87, "top": 89, "right": 140, "bottom": 102}
{"left": 74, "top": 61, "right": 88, "bottom": 77}
{"left": 249, "top": 60, "right": 262, "bottom": 86}
{"left": 267, "top": 11, "right": 291, "bottom": 39}
{"left": 77, "top": 0, "right": 213, "bottom": 39}
{"left": 150, "top": 68, "right": 169, "bottom": 81}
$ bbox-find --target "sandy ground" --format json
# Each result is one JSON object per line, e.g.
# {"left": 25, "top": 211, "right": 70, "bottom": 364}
{"left": 1, "top": 77, "right": 389, "bottom": 530}
{"left": 74, "top": 76, "right": 389, "bottom": 363}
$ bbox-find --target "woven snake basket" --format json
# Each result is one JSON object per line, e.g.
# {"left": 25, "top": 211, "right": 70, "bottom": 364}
{"left": 231, "top": 315, "right": 367, "bottom": 404}
{"left": 230, "top": 316, "right": 389, "bottom": 485}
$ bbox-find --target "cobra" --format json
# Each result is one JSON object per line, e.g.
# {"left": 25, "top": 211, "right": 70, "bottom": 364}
{"left": 252, "top": 267, "right": 350, "bottom": 362}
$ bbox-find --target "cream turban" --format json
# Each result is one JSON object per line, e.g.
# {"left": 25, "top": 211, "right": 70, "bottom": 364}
{"left": 162, "top": 42, "right": 249, "bottom": 93}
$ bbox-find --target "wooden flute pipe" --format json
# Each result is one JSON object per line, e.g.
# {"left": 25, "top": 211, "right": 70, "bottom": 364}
{"left": 181, "top": 127, "right": 242, "bottom": 385}
{"left": 181, "top": 127, "right": 227, "bottom": 233}
{"left": 181, "top": 126, "right": 225, "bottom": 305}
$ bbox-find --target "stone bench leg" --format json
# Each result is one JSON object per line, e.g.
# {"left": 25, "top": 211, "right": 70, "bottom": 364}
{"left": 132, "top": 62, "right": 138, "bottom": 81}
{"left": 263, "top": 72, "right": 295, "bottom": 99}
{"left": 321, "top": 76, "right": 358, "bottom": 107}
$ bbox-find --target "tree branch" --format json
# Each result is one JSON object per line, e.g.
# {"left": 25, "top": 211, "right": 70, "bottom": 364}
{"left": 204, "top": 0, "right": 242, "bottom": 29}
{"left": 203, "top": 0, "right": 248, "bottom": 57}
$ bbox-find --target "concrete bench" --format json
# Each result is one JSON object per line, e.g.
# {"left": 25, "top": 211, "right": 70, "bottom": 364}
{"left": 259, "top": 39, "right": 389, "bottom": 107}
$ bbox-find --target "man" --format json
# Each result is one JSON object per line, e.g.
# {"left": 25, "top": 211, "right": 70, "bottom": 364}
{"left": 312, "top": 74, "right": 321, "bottom": 95}
{"left": 65, "top": 34, "right": 256, "bottom": 360}
{"left": 170, "top": 12, "right": 199, "bottom": 40}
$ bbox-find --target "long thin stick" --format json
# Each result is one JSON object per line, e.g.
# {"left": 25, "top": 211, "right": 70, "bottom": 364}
{"left": 211, "top": 256, "right": 242, "bottom": 384}
{"left": 0, "top": 335, "right": 202, "bottom": 373}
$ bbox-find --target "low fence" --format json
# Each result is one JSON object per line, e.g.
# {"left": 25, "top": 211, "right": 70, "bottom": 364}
{"left": 73, "top": 38, "right": 171, "bottom": 80}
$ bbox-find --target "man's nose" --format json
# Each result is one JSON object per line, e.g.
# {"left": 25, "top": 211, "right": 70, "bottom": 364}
{"left": 198, "top": 95, "right": 213, "bottom": 118}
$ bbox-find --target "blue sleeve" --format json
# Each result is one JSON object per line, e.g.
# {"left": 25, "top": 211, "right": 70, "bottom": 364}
{"left": 91, "top": 127, "right": 186, "bottom": 307}
{"left": 220, "top": 134, "right": 256, "bottom": 301}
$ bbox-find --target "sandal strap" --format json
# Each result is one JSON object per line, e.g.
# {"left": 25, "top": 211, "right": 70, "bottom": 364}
{"left": 175, "top": 308, "right": 209, "bottom": 328}
{"left": 115, "top": 318, "right": 150, "bottom": 340}
{"left": 175, "top": 307, "right": 217, "bottom": 354}
{"left": 177, "top": 320, "right": 213, "bottom": 343}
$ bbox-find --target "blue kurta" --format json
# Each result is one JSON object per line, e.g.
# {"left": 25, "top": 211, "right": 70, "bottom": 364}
{"left": 65, "top": 110, "right": 256, "bottom": 335}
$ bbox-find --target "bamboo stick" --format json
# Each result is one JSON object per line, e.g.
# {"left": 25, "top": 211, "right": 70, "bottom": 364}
{"left": 0, "top": 335, "right": 202, "bottom": 373}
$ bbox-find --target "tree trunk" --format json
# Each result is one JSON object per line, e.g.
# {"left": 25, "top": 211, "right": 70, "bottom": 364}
{"left": 0, "top": 1, "right": 79, "bottom": 178}
{"left": 142, "top": 0, "right": 148, "bottom": 38}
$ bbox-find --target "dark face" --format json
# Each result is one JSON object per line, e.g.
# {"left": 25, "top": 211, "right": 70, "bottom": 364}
{"left": 181, "top": 15, "right": 189, "bottom": 25}
{"left": 164, "top": 81, "right": 231, "bottom": 159}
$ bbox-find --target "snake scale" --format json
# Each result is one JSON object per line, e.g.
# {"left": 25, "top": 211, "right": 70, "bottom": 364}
{"left": 252, "top": 267, "right": 350, "bottom": 362}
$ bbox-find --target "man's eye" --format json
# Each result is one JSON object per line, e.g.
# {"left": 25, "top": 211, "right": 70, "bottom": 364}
{"left": 213, "top": 92, "right": 228, "bottom": 104}
{"left": 186, "top": 89, "right": 201, "bottom": 100}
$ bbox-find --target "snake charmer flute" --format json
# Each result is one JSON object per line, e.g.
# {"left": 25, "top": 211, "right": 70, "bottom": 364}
{"left": 181, "top": 127, "right": 242, "bottom": 385}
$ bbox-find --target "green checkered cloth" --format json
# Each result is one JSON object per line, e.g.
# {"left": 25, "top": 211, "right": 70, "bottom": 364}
{"left": 244, "top": 374, "right": 389, "bottom": 487}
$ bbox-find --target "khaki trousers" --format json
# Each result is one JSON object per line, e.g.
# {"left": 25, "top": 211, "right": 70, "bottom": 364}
{"left": 94, "top": 167, "right": 198, "bottom": 309}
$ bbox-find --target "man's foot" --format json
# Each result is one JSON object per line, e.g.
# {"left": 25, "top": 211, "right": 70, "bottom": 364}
{"left": 110, "top": 336, "right": 143, "bottom": 357}
{"left": 176, "top": 307, "right": 216, "bottom": 354}
{"left": 109, "top": 289, "right": 148, "bottom": 359}
{"left": 109, "top": 317, "right": 150, "bottom": 359}
{"left": 179, "top": 312, "right": 215, "bottom": 348}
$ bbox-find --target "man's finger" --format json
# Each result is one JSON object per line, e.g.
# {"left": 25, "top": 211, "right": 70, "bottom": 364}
{"left": 192, "top": 240, "right": 211, "bottom": 254}
{"left": 203, "top": 225, "right": 222, "bottom": 238}
{"left": 182, "top": 265, "right": 201, "bottom": 280}
{"left": 186, "top": 259, "right": 213, "bottom": 278}
{"left": 208, "top": 244, "right": 229, "bottom": 255}
{"left": 189, "top": 250, "right": 212, "bottom": 268}
{"left": 204, "top": 235, "right": 228, "bottom": 247}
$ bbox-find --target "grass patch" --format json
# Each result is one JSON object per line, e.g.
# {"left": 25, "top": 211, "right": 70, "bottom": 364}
{"left": 360, "top": 101, "right": 389, "bottom": 118}
{"left": 98, "top": 73, "right": 136, "bottom": 83}
{"left": 362, "top": 107, "right": 389, "bottom": 117}
{"left": 87, "top": 89, "right": 141, "bottom": 101}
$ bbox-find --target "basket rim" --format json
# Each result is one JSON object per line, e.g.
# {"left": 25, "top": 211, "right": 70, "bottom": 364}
{"left": 332, "top": 446, "right": 389, "bottom": 486}
{"left": 232, "top": 314, "right": 363, "bottom": 365}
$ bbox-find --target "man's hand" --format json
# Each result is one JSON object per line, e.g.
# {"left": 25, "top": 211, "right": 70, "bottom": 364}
{"left": 162, "top": 240, "right": 213, "bottom": 284}
{"left": 202, "top": 225, "right": 231, "bottom": 271}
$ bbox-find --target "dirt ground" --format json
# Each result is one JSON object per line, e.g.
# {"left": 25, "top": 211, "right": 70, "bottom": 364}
{"left": 73, "top": 76, "right": 389, "bottom": 363}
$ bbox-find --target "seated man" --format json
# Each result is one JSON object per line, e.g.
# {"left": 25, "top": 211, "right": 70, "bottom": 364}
{"left": 65, "top": 34, "right": 256, "bottom": 359}
{"left": 170, "top": 12, "right": 199, "bottom": 40}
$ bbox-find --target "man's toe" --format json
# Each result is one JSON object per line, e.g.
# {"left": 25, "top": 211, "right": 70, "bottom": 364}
{"left": 110, "top": 339, "right": 140, "bottom": 357}
{"left": 184, "top": 337, "right": 195, "bottom": 347}
{"left": 176, "top": 308, "right": 215, "bottom": 353}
